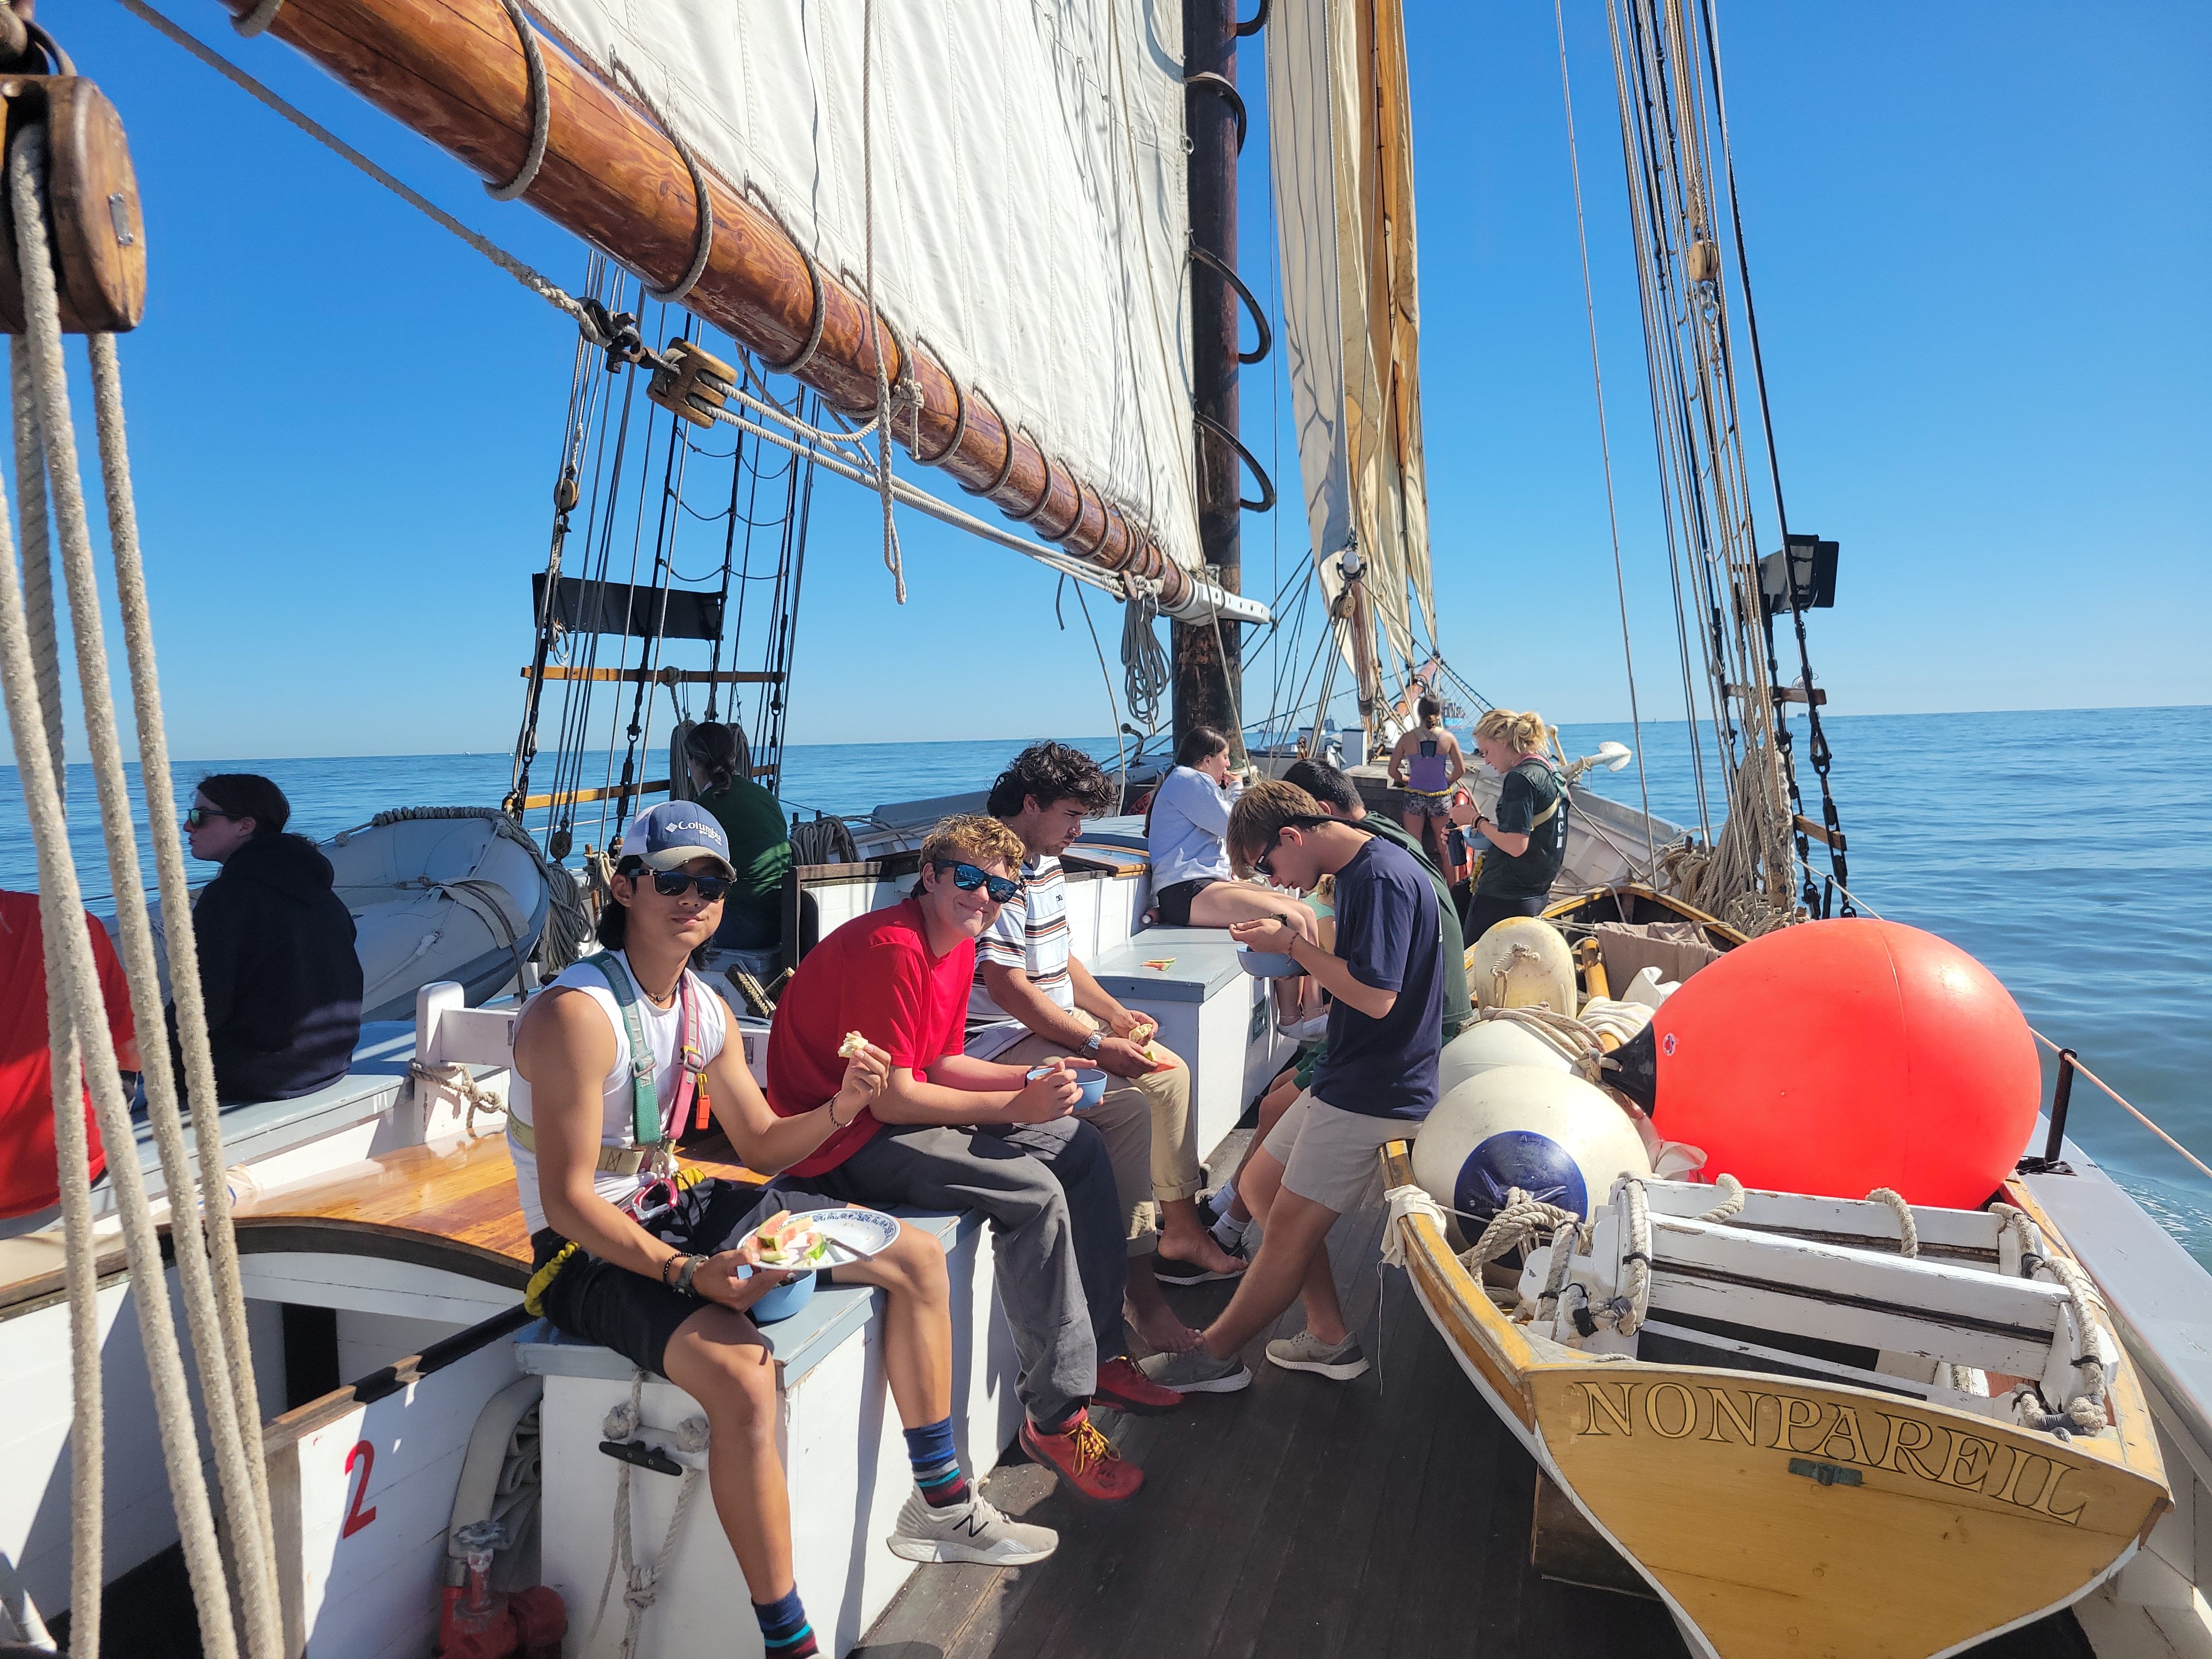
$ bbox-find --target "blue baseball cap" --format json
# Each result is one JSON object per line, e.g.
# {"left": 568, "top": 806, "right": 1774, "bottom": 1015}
{"left": 622, "top": 801, "right": 735, "bottom": 877}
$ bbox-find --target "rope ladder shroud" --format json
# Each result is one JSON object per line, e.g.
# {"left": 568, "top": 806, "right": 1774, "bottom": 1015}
{"left": 194, "top": 0, "right": 1198, "bottom": 608}
{"left": 0, "top": 123, "right": 282, "bottom": 1658}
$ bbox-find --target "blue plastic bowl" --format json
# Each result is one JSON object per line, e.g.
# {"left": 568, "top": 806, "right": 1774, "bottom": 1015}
{"left": 747, "top": 1267, "right": 818, "bottom": 1324}
{"left": 1028, "top": 1064, "right": 1110, "bottom": 1108}
{"left": 1238, "top": 947, "right": 1305, "bottom": 979}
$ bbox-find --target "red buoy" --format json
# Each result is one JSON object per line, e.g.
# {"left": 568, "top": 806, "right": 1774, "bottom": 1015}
{"left": 1650, "top": 918, "right": 2041, "bottom": 1207}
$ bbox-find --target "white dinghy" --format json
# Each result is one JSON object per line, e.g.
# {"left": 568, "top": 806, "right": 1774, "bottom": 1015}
{"left": 323, "top": 808, "right": 570, "bottom": 1019}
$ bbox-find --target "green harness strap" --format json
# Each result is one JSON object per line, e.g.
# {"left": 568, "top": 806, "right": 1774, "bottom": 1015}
{"left": 586, "top": 951, "right": 665, "bottom": 1151}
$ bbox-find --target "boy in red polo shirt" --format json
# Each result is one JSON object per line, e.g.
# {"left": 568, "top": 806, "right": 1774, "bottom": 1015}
{"left": 767, "top": 815, "right": 1177, "bottom": 1501}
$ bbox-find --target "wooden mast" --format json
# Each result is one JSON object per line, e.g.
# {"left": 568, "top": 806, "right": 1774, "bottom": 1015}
{"left": 209, "top": 0, "right": 1195, "bottom": 610}
{"left": 1172, "top": 0, "right": 1247, "bottom": 757}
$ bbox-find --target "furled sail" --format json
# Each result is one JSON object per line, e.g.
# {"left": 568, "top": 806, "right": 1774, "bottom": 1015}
{"left": 1267, "top": 0, "right": 1436, "bottom": 740}
{"left": 524, "top": 0, "right": 1204, "bottom": 574}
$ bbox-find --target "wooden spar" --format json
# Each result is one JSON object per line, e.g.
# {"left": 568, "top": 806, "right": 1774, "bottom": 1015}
{"left": 213, "top": 0, "right": 1192, "bottom": 608}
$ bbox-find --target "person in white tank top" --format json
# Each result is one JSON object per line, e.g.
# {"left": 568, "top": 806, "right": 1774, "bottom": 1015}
{"left": 510, "top": 805, "right": 1056, "bottom": 1653}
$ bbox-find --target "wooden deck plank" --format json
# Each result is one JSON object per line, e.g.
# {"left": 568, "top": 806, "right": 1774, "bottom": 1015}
{"left": 222, "top": 1130, "right": 760, "bottom": 1273}
{"left": 854, "top": 1171, "right": 2100, "bottom": 1659}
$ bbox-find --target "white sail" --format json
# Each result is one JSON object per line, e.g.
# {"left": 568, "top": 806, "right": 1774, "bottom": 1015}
{"left": 524, "top": 0, "right": 1203, "bottom": 573}
{"left": 1267, "top": 0, "right": 1436, "bottom": 727}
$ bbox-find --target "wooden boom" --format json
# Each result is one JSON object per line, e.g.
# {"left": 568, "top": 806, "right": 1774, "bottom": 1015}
{"left": 213, "top": 0, "right": 1192, "bottom": 607}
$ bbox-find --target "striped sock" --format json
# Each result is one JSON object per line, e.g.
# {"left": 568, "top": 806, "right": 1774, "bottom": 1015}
{"left": 754, "top": 1588, "right": 817, "bottom": 1657}
{"left": 904, "top": 1415, "right": 969, "bottom": 1508}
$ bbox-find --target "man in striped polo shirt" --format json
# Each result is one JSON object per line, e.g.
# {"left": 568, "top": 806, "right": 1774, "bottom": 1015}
{"left": 968, "top": 743, "right": 1248, "bottom": 1352}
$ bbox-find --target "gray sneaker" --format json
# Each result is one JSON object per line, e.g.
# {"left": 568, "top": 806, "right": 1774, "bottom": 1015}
{"left": 887, "top": 1487, "right": 1058, "bottom": 1566}
{"left": 1266, "top": 1330, "right": 1369, "bottom": 1380}
{"left": 1137, "top": 1345, "right": 1252, "bottom": 1394}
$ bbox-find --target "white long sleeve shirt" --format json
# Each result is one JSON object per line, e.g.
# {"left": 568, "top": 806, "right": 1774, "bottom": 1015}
{"left": 1147, "top": 766, "right": 1242, "bottom": 889}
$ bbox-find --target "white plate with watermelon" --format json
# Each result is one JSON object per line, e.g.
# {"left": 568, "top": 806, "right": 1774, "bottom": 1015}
{"left": 741, "top": 1205, "right": 900, "bottom": 1269}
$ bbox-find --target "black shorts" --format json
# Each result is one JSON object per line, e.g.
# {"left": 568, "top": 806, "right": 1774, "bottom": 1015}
{"left": 530, "top": 1178, "right": 842, "bottom": 1378}
{"left": 1154, "top": 877, "right": 1220, "bottom": 927}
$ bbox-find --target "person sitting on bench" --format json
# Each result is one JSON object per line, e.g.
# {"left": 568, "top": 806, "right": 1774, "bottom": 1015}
{"left": 766, "top": 812, "right": 1182, "bottom": 1506}
{"left": 510, "top": 803, "right": 1054, "bottom": 1659}
{"left": 1144, "top": 725, "right": 1319, "bottom": 942}
{"left": 968, "top": 743, "right": 1245, "bottom": 1345}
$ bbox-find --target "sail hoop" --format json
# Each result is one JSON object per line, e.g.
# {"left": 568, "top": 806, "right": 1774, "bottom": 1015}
{"left": 1193, "top": 409, "right": 1276, "bottom": 514}
{"left": 231, "top": 0, "right": 282, "bottom": 36}
{"left": 482, "top": 0, "right": 549, "bottom": 201}
{"left": 1182, "top": 72, "right": 1247, "bottom": 154}
{"left": 1188, "top": 244, "right": 1272, "bottom": 365}
{"left": 908, "top": 345, "right": 968, "bottom": 466}
{"left": 608, "top": 58, "right": 713, "bottom": 304}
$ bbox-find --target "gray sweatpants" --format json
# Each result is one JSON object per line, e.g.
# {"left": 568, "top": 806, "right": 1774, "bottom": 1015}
{"left": 809, "top": 1115, "right": 1128, "bottom": 1426}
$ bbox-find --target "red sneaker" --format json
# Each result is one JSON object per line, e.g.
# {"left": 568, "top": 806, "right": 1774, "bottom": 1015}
{"left": 1019, "top": 1415, "right": 1146, "bottom": 1503}
{"left": 1092, "top": 1355, "right": 1186, "bottom": 1415}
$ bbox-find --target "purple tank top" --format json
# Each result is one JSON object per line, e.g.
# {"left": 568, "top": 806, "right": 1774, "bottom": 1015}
{"left": 1407, "top": 735, "right": 1449, "bottom": 793}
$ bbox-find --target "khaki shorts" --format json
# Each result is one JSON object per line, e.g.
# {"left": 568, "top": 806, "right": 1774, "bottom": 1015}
{"left": 1261, "top": 1090, "right": 1406, "bottom": 1214}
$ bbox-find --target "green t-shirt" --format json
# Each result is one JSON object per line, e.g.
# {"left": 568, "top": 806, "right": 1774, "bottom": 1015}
{"left": 693, "top": 776, "right": 792, "bottom": 926}
{"left": 1350, "top": 813, "right": 1474, "bottom": 1041}
{"left": 1475, "top": 759, "right": 1568, "bottom": 900}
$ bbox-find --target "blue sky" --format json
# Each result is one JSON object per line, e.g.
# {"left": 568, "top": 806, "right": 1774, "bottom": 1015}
{"left": 9, "top": 0, "right": 2207, "bottom": 760}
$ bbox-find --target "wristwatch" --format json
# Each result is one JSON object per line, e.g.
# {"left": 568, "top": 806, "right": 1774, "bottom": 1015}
{"left": 1081, "top": 1029, "right": 1105, "bottom": 1057}
{"left": 673, "top": 1254, "right": 713, "bottom": 1297}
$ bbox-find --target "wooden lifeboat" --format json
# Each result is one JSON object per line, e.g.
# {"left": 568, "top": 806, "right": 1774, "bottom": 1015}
{"left": 1382, "top": 1142, "right": 2171, "bottom": 1659}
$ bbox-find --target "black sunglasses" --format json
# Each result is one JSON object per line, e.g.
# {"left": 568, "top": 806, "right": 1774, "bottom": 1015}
{"left": 650, "top": 870, "right": 731, "bottom": 903}
{"left": 933, "top": 861, "right": 1022, "bottom": 905}
{"left": 1251, "top": 817, "right": 1328, "bottom": 880}
{"left": 183, "top": 806, "right": 244, "bottom": 829}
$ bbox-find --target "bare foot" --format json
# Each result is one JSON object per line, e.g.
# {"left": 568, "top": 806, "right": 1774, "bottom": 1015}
{"left": 1127, "top": 1298, "right": 1203, "bottom": 1353}
{"left": 1158, "top": 1226, "right": 1246, "bottom": 1278}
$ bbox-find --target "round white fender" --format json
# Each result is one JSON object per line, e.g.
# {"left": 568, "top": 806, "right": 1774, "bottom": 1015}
{"left": 1438, "top": 1017, "right": 1575, "bottom": 1100}
{"left": 1469, "top": 916, "right": 1577, "bottom": 1017}
{"left": 1412, "top": 1065, "right": 1652, "bottom": 1246}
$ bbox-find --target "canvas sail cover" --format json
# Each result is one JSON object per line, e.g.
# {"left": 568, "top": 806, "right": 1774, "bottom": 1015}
{"left": 1267, "top": 0, "right": 1436, "bottom": 712}
{"left": 524, "top": 0, "right": 1203, "bottom": 573}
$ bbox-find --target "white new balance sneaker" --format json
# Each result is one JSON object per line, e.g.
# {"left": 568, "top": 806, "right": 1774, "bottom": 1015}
{"left": 886, "top": 1488, "right": 1059, "bottom": 1566}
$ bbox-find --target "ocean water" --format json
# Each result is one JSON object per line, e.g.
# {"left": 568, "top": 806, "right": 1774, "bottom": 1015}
{"left": 3, "top": 708, "right": 2207, "bottom": 1262}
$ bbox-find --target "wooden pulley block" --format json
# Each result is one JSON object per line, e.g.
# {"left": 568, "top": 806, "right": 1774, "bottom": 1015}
{"left": 0, "top": 76, "right": 145, "bottom": 334}
{"left": 646, "top": 338, "right": 738, "bottom": 430}
{"left": 1683, "top": 235, "right": 1720, "bottom": 285}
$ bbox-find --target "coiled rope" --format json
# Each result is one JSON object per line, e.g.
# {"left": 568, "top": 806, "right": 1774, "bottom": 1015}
{"left": 0, "top": 127, "right": 281, "bottom": 1659}
{"left": 1120, "top": 585, "right": 1171, "bottom": 736}
{"left": 594, "top": 1372, "right": 713, "bottom": 1658}
{"left": 791, "top": 814, "right": 860, "bottom": 868}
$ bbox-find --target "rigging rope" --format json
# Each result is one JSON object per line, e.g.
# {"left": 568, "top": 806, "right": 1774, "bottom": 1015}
{"left": 1, "top": 128, "right": 282, "bottom": 1659}
{"left": 860, "top": 0, "right": 908, "bottom": 605}
{"left": 1694, "top": 0, "right": 1850, "bottom": 916}
{"left": 1554, "top": 0, "right": 1656, "bottom": 868}
{"left": 1602, "top": 0, "right": 1799, "bottom": 917}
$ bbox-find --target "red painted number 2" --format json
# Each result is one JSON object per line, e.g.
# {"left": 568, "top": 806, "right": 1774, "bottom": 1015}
{"left": 341, "top": 1440, "right": 377, "bottom": 1537}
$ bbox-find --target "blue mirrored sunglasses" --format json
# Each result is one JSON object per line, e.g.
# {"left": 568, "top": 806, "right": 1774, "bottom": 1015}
{"left": 933, "top": 861, "right": 1022, "bottom": 904}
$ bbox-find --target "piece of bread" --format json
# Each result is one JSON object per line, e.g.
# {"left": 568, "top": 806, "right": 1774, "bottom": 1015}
{"left": 837, "top": 1030, "right": 869, "bottom": 1059}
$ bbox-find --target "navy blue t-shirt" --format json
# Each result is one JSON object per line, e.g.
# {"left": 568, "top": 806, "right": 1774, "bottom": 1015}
{"left": 1310, "top": 837, "right": 1443, "bottom": 1121}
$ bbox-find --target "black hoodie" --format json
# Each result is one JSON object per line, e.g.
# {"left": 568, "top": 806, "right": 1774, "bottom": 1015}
{"left": 174, "top": 833, "right": 364, "bottom": 1103}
